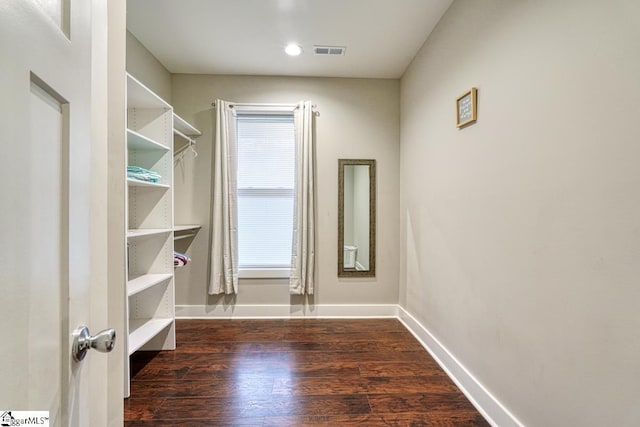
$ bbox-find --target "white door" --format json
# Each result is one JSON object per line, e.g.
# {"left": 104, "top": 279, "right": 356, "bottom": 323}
{"left": 0, "top": 1, "right": 116, "bottom": 426}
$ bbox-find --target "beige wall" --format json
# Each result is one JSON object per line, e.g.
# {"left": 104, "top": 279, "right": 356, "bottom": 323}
{"left": 400, "top": 0, "right": 640, "bottom": 426}
{"left": 126, "top": 31, "right": 172, "bottom": 103}
{"left": 171, "top": 74, "right": 400, "bottom": 307}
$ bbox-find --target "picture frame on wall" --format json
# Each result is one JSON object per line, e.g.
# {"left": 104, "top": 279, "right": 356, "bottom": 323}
{"left": 456, "top": 87, "right": 477, "bottom": 128}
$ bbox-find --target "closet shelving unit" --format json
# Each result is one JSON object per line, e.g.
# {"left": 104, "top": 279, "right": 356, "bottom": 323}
{"left": 124, "top": 73, "right": 203, "bottom": 397}
{"left": 124, "top": 73, "right": 176, "bottom": 397}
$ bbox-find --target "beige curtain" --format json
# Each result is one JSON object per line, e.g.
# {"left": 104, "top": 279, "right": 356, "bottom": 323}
{"left": 209, "top": 100, "right": 238, "bottom": 294}
{"left": 289, "top": 101, "right": 316, "bottom": 295}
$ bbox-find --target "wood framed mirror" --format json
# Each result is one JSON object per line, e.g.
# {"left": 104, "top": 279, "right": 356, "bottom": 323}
{"left": 338, "top": 159, "right": 376, "bottom": 277}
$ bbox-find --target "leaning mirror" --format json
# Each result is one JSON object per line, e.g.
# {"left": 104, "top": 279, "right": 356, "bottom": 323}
{"left": 338, "top": 159, "right": 376, "bottom": 277}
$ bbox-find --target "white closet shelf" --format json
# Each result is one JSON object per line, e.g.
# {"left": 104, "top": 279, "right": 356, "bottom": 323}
{"left": 127, "top": 228, "right": 172, "bottom": 239}
{"left": 127, "top": 273, "right": 173, "bottom": 297}
{"left": 128, "top": 318, "right": 174, "bottom": 355}
{"left": 173, "top": 113, "right": 202, "bottom": 137}
{"left": 127, "top": 129, "right": 170, "bottom": 151}
{"left": 127, "top": 178, "right": 170, "bottom": 189}
{"left": 127, "top": 73, "right": 171, "bottom": 110}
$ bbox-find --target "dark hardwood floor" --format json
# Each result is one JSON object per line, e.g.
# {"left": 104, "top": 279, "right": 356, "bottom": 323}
{"left": 125, "top": 319, "right": 490, "bottom": 426}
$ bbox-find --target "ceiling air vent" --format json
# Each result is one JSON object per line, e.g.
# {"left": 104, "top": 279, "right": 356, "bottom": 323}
{"left": 314, "top": 45, "right": 346, "bottom": 56}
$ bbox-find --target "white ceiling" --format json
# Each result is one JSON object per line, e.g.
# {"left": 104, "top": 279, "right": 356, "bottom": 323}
{"left": 126, "top": 0, "right": 453, "bottom": 79}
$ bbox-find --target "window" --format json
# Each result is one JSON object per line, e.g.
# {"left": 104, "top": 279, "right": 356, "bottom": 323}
{"left": 236, "top": 112, "right": 295, "bottom": 277}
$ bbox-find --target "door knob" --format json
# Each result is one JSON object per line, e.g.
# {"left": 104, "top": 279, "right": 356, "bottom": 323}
{"left": 72, "top": 325, "right": 116, "bottom": 362}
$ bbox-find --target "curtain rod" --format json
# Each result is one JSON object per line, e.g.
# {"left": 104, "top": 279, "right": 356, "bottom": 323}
{"left": 211, "top": 102, "right": 297, "bottom": 109}
{"left": 211, "top": 101, "right": 319, "bottom": 113}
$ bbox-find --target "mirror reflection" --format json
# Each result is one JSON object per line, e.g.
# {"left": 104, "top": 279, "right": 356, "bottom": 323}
{"left": 338, "top": 159, "right": 376, "bottom": 277}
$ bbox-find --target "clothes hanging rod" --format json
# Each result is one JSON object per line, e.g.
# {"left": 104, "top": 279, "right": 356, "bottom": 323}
{"left": 174, "top": 232, "right": 198, "bottom": 241}
{"left": 174, "top": 128, "right": 196, "bottom": 144}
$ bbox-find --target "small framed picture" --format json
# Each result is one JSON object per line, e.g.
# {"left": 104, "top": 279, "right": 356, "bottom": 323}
{"left": 456, "top": 87, "right": 477, "bottom": 128}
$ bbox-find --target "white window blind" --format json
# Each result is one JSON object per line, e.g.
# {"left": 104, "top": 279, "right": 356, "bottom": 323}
{"left": 236, "top": 114, "right": 295, "bottom": 269}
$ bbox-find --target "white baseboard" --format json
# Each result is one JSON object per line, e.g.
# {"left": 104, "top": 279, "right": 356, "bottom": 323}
{"left": 176, "top": 303, "right": 399, "bottom": 319}
{"left": 397, "top": 306, "right": 523, "bottom": 427}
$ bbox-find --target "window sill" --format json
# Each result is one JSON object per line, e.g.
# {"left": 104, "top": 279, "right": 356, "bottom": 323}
{"left": 239, "top": 268, "right": 290, "bottom": 279}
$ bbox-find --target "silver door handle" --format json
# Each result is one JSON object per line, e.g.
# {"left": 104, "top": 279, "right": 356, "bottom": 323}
{"left": 72, "top": 325, "right": 116, "bottom": 362}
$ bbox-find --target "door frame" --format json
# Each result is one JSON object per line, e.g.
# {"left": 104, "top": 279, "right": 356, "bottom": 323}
{"left": 103, "top": 0, "right": 127, "bottom": 424}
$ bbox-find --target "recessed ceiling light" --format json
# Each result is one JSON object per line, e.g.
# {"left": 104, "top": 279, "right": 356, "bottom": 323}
{"left": 285, "top": 43, "right": 302, "bottom": 56}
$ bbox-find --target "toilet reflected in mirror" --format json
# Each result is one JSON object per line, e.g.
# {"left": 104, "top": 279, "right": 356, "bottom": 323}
{"left": 338, "top": 159, "right": 376, "bottom": 277}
